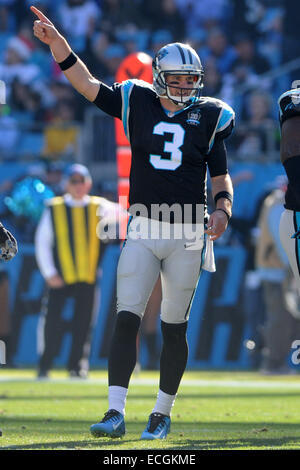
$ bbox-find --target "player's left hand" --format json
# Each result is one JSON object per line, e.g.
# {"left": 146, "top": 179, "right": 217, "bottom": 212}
{"left": 204, "top": 210, "right": 229, "bottom": 241}
{"left": 0, "top": 223, "right": 18, "bottom": 261}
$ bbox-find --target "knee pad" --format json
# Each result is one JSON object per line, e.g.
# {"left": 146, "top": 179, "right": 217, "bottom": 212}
{"left": 114, "top": 310, "right": 141, "bottom": 337}
{"left": 161, "top": 320, "right": 188, "bottom": 344}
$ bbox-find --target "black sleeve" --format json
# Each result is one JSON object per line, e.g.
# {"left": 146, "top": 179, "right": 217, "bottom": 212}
{"left": 93, "top": 82, "right": 122, "bottom": 119}
{"left": 207, "top": 139, "right": 228, "bottom": 177}
{"left": 215, "top": 119, "right": 234, "bottom": 142}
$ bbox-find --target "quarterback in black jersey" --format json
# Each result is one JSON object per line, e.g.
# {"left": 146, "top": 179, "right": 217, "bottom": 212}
{"left": 278, "top": 88, "right": 300, "bottom": 292}
{"left": 32, "top": 6, "right": 234, "bottom": 440}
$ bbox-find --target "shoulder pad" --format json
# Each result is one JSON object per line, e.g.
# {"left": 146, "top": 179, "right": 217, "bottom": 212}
{"left": 215, "top": 100, "right": 235, "bottom": 135}
{"left": 200, "top": 97, "right": 235, "bottom": 130}
{"left": 121, "top": 79, "right": 154, "bottom": 92}
{"left": 200, "top": 98, "right": 235, "bottom": 151}
{"left": 278, "top": 89, "right": 300, "bottom": 125}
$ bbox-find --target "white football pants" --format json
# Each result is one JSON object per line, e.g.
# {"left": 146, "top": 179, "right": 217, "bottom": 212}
{"left": 117, "top": 217, "right": 205, "bottom": 324}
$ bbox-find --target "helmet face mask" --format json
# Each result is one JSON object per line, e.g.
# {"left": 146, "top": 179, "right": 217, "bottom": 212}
{"left": 153, "top": 43, "right": 204, "bottom": 107}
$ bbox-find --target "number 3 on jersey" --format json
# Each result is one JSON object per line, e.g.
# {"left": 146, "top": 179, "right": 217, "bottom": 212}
{"left": 150, "top": 122, "right": 185, "bottom": 171}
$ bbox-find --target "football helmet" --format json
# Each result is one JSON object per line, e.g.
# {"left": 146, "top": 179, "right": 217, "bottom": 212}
{"left": 152, "top": 42, "right": 204, "bottom": 106}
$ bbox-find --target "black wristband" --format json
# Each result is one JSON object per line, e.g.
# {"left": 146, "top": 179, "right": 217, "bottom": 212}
{"left": 58, "top": 52, "right": 78, "bottom": 71}
{"left": 214, "top": 191, "right": 233, "bottom": 205}
{"left": 215, "top": 208, "right": 231, "bottom": 221}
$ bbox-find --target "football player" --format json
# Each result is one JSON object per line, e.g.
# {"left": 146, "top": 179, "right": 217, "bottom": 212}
{"left": 278, "top": 88, "right": 300, "bottom": 292}
{"left": 31, "top": 6, "right": 234, "bottom": 439}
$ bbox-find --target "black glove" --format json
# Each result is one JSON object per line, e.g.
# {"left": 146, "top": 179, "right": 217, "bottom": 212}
{"left": 0, "top": 223, "right": 18, "bottom": 261}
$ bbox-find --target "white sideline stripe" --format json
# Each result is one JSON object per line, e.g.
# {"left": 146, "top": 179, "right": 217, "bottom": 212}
{"left": 1, "top": 377, "right": 300, "bottom": 389}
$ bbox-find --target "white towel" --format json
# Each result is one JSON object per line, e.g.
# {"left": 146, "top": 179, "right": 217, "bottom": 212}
{"left": 202, "top": 237, "right": 216, "bottom": 272}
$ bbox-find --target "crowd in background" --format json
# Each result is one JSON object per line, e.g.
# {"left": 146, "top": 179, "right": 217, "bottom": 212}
{"left": 0, "top": 0, "right": 292, "bottom": 162}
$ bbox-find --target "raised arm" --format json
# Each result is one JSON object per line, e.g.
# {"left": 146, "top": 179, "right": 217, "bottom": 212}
{"left": 31, "top": 5, "right": 100, "bottom": 102}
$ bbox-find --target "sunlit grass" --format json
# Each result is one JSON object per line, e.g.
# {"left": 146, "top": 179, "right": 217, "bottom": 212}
{"left": 1, "top": 369, "right": 300, "bottom": 450}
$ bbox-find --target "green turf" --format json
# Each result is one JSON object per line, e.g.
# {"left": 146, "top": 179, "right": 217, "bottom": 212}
{"left": 1, "top": 369, "right": 300, "bottom": 450}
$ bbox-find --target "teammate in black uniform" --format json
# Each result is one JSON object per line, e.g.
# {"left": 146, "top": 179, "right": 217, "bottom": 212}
{"left": 32, "top": 6, "right": 234, "bottom": 439}
{"left": 278, "top": 88, "right": 300, "bottom": 291}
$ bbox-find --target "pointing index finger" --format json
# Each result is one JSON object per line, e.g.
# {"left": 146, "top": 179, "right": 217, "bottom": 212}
{"left": 30, "top": 5, "right": 53, "bottom": 25}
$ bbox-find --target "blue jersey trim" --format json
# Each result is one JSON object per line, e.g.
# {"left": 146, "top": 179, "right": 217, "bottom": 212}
{"left": 160, "top": 102, "right": 194, "bottom": 118}
{"left": 209, "top": 105, "right": 234, "bottom": 152}
{"left": 216, "top": 107, "right": 234, "bottom": 133}
{"left": 121, "top": 80, "right": 134, "bottom": 140}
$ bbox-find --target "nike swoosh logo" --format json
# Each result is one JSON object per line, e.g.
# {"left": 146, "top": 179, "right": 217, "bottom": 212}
{"left": 153, "top": 427, "right": 167, "bottom": 438}
{"left": 112, "top": 420, "right": 122, "bottom": 430}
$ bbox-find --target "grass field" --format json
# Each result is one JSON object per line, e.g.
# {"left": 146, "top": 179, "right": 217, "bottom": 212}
{"left": 1, "top": 369, "right": 300, "bottom": 450}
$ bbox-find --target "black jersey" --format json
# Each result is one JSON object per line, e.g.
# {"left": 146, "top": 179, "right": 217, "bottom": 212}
{"left": 94, "top": 79, "right": 234, "bottom": 222}
{"left": 278, "top": 89, "right": 300, "bottom": 211}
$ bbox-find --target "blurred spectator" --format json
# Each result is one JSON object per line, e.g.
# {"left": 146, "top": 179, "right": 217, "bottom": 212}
{"left": 201, "top": 28, "right": 237, "bottom": 74}
{"left": 142, "top": 0, "right": 185, "bottom": 40}
{"left": 233, "top": 91, "right": 275, "bottom": 160}
{"left": 0, "top": 6, "right": 15, "bottom": 69}
{"left": 58, "top": 0, "right": 101, "bottom": 52}
{"left": 185, "top": 29, "right": 206, "bottom": 54}
{"left": 257, "top": 7, "right": 283, "bottom": 68}
{"left": 255, "top": 183, "right": 300, "bottom": 374}
{"left": 43, "top": 100, "right": 79, "bottom": 160}
{"left": 49, "top": 80, "right": 76, "bottom": 105}
{"left": 176, "top": 0, "right": 231, "bottom": 31}
{"left": 0, "top": 104, "right": 19, "bottom": 155}
{"left": 202, "top": 58, "right": 223, "bottom": 99}
{"left": 221, "top": 62, "right": 270, "bottom": 120}
{"left": 242, "top": 90, "right": 273, "bottom": 125}
{"left": 0, "top": 4, "right": 16, "bottom": 36}
{"left": 233, "top": 33, "right": 271, "bottom": 75}
{"left": 116, "top": 26, "right": 149, "bottom": 56}
{"left": 231, "top": 0, "right": 265, "bottom": 39}
{"left": 149, "top": 29, "right": 173, "bottom": 56}
{"left": 101, "top": 44, "right": 126, "bottom": 84}
{"left": 100, "top": 0, "right": 141, "bottom": 35}
{"left": 18, "top": 20, "right": 36, "bottom": 51}
{"left": 81, "top": 32, "right": 110, "bottom": 81}
{"left": 10, "top": 79, "right": 45, "bottom": 122}
{"left": 35, "top": 163, "right": 122, "bottom": 378}
{"left": 0, "top": 35, "right": 41, "bottom": 98}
